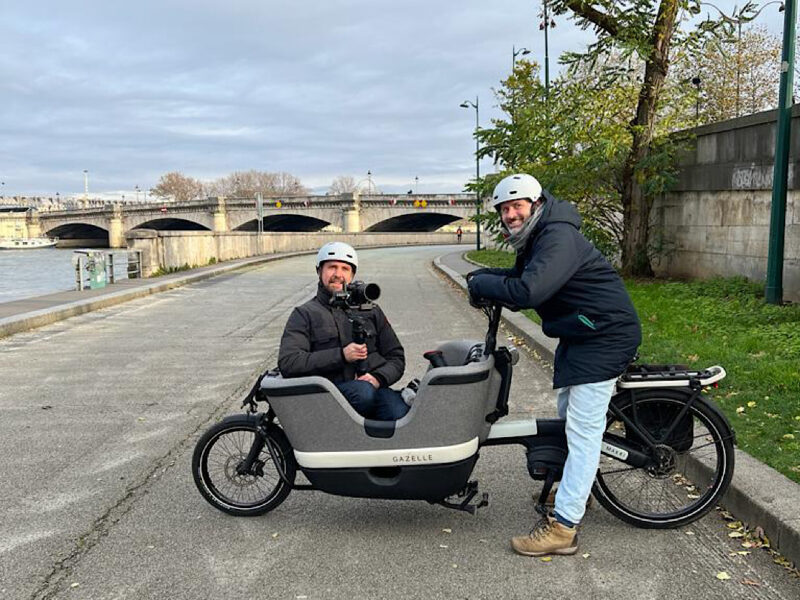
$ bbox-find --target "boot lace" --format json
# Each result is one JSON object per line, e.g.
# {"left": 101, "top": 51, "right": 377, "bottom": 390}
{"left": 528, "top": 515, "right": 553, "bottom": 540}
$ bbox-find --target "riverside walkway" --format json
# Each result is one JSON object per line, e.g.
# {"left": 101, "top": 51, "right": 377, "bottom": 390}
{"left": 1, "top": 246, "right": 797, "bottom": 599}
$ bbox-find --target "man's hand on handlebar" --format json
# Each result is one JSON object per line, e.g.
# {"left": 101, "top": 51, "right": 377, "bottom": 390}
{"left": 343, "top": 342, "right": 368, "bottom": 363}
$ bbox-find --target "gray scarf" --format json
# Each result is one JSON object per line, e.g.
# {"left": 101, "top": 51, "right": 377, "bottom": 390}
{"left": 504, "top": 202, "right": 545, "bottom": 252}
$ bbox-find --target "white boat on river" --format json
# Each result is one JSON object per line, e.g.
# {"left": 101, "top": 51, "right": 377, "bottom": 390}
{"left": 0, "top": 237, "right": 58, "bottom": 250}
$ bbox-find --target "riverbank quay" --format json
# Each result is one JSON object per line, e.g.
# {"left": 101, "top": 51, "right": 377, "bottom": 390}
{"left": 127, "top": 229, "right": 472, "bottom": 276}
{"left": 0, "top": 235, "right": 465, "bottom": 340}
{"left": 433, "top": 250, "right": 800, "bottom": 572}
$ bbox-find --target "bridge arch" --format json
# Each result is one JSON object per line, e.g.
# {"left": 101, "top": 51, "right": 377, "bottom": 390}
{"left": 132, "top": 218, "right": 210, "bottom": 231}
{"left": 235, "top": 214, "right": 331, "bottom": 232}
{"left": 45, "top": 222, "right": 109, "bottom": 243}
{"left": 364, "top": 213, "right": 463, "bottom": 232}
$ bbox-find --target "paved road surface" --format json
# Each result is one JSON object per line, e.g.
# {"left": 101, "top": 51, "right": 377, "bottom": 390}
{"left": 1, "top": 246, "right": 797, "bottom": 599}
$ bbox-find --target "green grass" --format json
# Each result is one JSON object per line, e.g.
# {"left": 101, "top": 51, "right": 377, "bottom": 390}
{"left": 467, "top": 249, "right": 800, "bottom": 483}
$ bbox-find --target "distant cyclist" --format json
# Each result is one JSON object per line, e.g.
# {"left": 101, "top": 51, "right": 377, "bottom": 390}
{"left": 467, "top": 174, "right": 641, "bottom": 557}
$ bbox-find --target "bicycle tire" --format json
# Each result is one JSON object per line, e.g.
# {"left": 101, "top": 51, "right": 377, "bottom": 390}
{"left": 192, "top": 416, "right": 296, "bottom": 516}
{"left": 593, "top": 389, "right": 734, "bottom": 529}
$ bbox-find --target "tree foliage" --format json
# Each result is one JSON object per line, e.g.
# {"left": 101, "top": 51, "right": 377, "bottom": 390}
{"left": 476, "top": 56, "right": 694, "bottom": 262}
{"left": 544, "top": 0, "right": 750, "bottom": 275}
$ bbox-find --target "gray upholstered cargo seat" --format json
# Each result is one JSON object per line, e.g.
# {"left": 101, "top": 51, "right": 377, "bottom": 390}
{"left": 261, "top": 340, "right": 501, "bottom": 455}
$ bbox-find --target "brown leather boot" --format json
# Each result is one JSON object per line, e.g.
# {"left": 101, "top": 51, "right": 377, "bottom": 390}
{"left": 511, "top": 515, "right": 578, "bottom": 557}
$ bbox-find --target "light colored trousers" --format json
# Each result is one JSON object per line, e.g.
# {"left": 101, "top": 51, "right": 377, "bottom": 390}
{"left": 554, "top": 377, "right": 618, "bottom": 524}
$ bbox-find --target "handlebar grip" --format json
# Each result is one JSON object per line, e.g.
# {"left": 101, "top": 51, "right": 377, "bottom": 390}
{"left": 423, "top": 350, "right": 447, "bottom": 368}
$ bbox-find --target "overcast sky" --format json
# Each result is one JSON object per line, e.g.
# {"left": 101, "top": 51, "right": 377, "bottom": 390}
{"left": 0, "top": 1, "right": 788, "bottom": 198}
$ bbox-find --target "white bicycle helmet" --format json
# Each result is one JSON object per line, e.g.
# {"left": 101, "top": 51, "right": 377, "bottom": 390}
{"left": 316, "top": 241, "right": 358, "bottom": 273}
{"left": 490, "top": 173, "right": 543, "bottom": 211}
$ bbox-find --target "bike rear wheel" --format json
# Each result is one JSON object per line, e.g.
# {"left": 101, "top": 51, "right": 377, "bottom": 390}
{"left": 593, "top": 389, "right": 735, "bottom": 529}
{"left": 192, "top": 416, "right": 296, "bottom": 516}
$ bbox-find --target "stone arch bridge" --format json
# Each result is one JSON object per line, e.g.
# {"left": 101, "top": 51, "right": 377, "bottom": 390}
{"left": 36, "top": 193, "right": 478, "bottom": 247}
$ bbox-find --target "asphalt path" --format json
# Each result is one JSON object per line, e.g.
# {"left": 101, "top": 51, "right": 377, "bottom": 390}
{"left": 1, "top": 245, "right": 797, "bottom": 599}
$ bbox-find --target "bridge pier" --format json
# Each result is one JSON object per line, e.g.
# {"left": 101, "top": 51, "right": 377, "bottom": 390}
{"left": 342, "top": 193, "right": 361, "bottom": 232}
{"left": 212, "top": 197, "right": 228, "bottom": 232}
{"left": 25, "top": 210, "right": 42, "bottom": 238}
{"left": 108, "top": 205, "right": 125, "bottom": 248}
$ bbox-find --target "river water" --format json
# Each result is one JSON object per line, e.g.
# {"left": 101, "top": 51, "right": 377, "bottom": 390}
{"left": 0, "top": 248, "right": 131, "bottom": 304}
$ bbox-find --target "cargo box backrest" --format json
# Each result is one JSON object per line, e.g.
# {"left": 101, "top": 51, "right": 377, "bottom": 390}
{"left": 262, "top": 355, "right": 495, "bottom": 453}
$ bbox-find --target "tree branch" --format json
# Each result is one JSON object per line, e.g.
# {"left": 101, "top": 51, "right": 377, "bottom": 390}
{"left": 565, "top": 1, "right": 620, "bottom": 37}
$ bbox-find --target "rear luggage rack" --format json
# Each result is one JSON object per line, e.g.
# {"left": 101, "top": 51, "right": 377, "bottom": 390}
{"left": 618, "top": 364, "right": 726, "bottom": 389}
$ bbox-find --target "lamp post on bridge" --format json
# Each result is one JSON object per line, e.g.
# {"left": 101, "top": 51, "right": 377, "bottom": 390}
{"left": 83, "top": 170, "right": 89, "bottom": 201}
{"left": 459, "top": 96, "right": 481, "bottom": 252}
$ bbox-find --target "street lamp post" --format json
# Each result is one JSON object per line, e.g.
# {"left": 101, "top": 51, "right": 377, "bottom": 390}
{"left": 766, "top": 0, "right": 796, "bottom": 304}
{"left": 460, "top": 96, "right": 481, "bottom": 251}
{"left": 539, "top": 1, "right": 555, "bottom": 98}
{"left": 414, "top": 176, "right": 419, "bottom": 194}
{"left": 83, "top": 169, "right": 89, "bottom": 201}
{"left": 135, "top": 185, "right": 140, "bottom": 202}
{"left": 512, "top": 45, "right": 531, "bottom": 70}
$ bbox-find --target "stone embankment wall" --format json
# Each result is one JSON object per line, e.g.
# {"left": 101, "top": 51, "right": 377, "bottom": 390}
{"left": 653, "top": 106, "right": 800, "bottom": 301}
{"left": 126, "top": 230, "right": 472, "bottom": 276}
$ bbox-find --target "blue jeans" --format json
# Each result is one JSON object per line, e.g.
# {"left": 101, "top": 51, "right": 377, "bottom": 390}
{"left": 335, "top": 380, "right": 409, "bottom": 421}
{"left": 554, "top": 378, "right": 617, "bottom": 525}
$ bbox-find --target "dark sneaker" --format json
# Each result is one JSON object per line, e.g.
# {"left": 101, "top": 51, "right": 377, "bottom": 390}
{"left": 511, "top": 515, "right": 578, "bottom": 557}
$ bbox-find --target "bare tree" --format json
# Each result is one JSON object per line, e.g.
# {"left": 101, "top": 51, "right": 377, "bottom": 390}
{"left": 206, "top": 170, "right": 309, "bottom": 197}
{"left": 673, "top": 25, "right": 781, "bottom": 123}
{"left": 150, "top": 172, "right": 204, "bottom": 203}
{"left": 328, "top": 175, "right": 358, "bottom": 195}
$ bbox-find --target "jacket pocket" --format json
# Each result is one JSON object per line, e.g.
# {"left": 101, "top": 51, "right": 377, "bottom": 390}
{"left": 310, "top": 327, "right": 339, "bottom": 350}
{"left": 542, "top": 310, "right": 602, "bottom": 340}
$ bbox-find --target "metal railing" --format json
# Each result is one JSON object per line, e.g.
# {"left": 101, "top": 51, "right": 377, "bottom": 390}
{"left": 73, "top": 249, "right": 142, "bottom": 291}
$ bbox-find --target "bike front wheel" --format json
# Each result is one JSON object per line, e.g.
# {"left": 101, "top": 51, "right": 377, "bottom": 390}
{"left": 593, "top": 389, "right": 735, "bottom": 529}
{"left": 192, "top": 416, "right": 296, "bottom": 516}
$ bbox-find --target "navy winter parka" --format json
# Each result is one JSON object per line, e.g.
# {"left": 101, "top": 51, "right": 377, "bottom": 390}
{"left": 468, "top": 193, "right": 641, "bottom": 388}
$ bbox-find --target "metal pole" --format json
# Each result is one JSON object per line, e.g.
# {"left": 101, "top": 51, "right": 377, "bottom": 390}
{"left": 766, "top": 0, "right": 796, "bottom": 304}
{"left": 544, "top": 0, "right": 550, "bottom": 98}
{"left": 475, "top": 95, "right": 481, "bottom": 252}
{"left": 736, "top": 20, "right": 742, "bottom": 118}
{"left": 83, "top": 170, "right": 89, "bottom": 200}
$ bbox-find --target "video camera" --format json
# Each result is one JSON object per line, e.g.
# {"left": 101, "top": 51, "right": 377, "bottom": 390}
{"left": 329, "top": 280, "right": 381, "bottom": 309}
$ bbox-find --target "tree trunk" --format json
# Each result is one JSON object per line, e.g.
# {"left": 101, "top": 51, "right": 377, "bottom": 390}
{"left": 620, "top": 0, "right": 680, "bottom": 276}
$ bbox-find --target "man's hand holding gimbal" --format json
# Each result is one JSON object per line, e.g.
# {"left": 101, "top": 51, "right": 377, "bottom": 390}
{"left": 343, "top": 342, "right": 367, "bottom": 363}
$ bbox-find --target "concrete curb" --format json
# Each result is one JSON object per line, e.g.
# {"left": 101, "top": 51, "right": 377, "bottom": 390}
{"left": 433, "top": 252, "right": 800, "bottom": 568}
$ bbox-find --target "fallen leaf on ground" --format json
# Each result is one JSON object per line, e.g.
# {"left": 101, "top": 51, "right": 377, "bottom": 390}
{"left": 736, "top": 407, "right": 746, "bottom": 414}
{"left": 685, "top": 531, "right": 695, "bottom": 536}
{"left": 729, "top": 532, "right": 744, "bottom": 538}
{"left": 272, "top": 532, "right": 279, "bottom": 538}
{"left": 582, "top": 553, "right": 590, "bottom": 558}
{"left": 747, "top": 401, "right": 757, "bottom": 408}
{"left": 737, "top": 551, "right": 750, "bottom": 556}
{"left": 70, "top": 583, "right": 80, "bottom": 588}
{"left": 441, "top": 528, "right": 452, "bottom": 534}
{"left": 439, "top": 544, "right": 448, "bottom": 549}
{"left": 741, "top": 578, "right": 760, "bottom": 587}
{"left": 540, "top": 557, "right": 552, "bottom": 563}
{"left": 782, "top": 434, "right": 795, "bottom": 440}
{"left": 716, "top": 572, "right": 731, "bottom": 581}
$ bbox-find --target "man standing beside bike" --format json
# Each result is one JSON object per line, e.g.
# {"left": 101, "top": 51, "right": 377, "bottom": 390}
{"left": 467, "top": 174, "right": 641, "bottom": 557}
{"left": 278, "top": 241, "right": 410, "bottom": 421}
